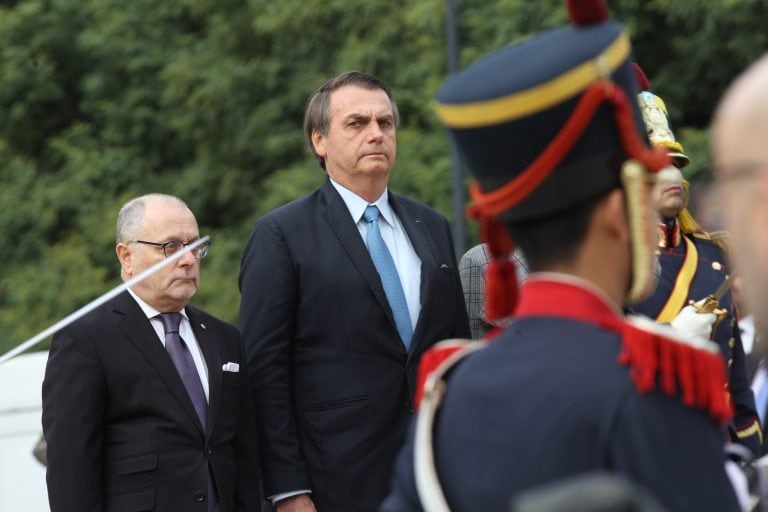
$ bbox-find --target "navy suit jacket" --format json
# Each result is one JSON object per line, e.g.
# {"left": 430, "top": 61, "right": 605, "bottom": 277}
{"left": 42, "top": 292, "right": 260, "bottom": 512}
{"left": 238, "top": 179, "right": 470, "bottom": 511}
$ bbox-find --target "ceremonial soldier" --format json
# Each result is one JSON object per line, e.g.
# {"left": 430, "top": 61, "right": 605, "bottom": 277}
{"left": 381, "top": 1, "right": 742, "bottom": 511}
{"left": 628, "top": 64, "right": 762, "bottom": 456}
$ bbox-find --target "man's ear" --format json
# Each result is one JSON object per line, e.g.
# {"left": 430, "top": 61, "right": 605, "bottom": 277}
{"left": 116, "top": 243, "right": 133, "bottom": 278}
{"left": 311, "top": 130, "right": 326, "bottom": 158}
{"left": 599, "top": 189, "right": 630, "bottom": 243}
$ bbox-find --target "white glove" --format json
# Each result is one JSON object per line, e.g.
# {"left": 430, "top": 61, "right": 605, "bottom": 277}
{"left": 670, "top": 301, "right": 717, "bottom": 341}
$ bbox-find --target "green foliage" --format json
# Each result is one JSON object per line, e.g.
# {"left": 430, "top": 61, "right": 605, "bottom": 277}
{"left": 1, "top": 0, "right": 765, "bottom": 353}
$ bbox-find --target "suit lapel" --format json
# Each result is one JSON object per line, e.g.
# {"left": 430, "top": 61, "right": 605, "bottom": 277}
{"left": 188, "top": 307, "right": 222, "bottom": 438}
{"left": 389, "top": 194, "right": 437, "bottom": 354}
{"left": 112, "top": 292, "right": 205, "bottom": 436}
{"left": 319, "top": 180, "right": 398, "bottom": 331}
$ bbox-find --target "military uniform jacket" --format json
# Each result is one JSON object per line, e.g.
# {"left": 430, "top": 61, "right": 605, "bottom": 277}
{"left": 631, "top": 222, "right": 761, "bottom": 454}
{"left": 381, "top": 275, "right": 740, "bottom": 512}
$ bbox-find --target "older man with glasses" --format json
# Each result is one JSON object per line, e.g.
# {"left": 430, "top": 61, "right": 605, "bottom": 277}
{"left": 42, "top": 193, "right": 260, "bottom": 512}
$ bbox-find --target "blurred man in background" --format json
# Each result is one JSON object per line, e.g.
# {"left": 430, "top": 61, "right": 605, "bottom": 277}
{"left": 714, "top": 54, "right": 768, "bottom": 457}
{"left": 459, "top": 244, "right": 528, "bottom": 339}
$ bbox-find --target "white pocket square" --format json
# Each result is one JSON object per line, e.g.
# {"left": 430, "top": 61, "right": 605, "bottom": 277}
{"left": 222, "top": 362, "right": 240, "bottom": 373}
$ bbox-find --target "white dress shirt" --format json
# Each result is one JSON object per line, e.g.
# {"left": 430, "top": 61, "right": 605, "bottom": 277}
{"left": 740, "top": 314, "right": 756, "bottom": 354}
{"left": 127, "top": 288, "right": 210, "bottom": 400}
{"left": 330, "top": 178, "right": 422, "bottom": 328}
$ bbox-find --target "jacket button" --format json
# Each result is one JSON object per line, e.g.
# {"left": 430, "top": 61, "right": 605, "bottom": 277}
{"left": 728, "top": 338, "right": 735, "bottom": 348}
{"left": 194, "top": 492, "right": 206, "bottom": 502}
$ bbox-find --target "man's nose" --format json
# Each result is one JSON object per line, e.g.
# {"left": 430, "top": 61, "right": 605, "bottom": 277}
{"left": 367, "top": 121, "right": 384, "bottom": 141}
{"left": 177, "top": 249, "right": 198, "bottom": 266}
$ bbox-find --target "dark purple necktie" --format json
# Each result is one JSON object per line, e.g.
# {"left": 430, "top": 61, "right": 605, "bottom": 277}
{"left": 159, "top": 313, "right": 217, "bottom": 510}
{"left": 158, "top": 312, "right": 208, "bottom": 429}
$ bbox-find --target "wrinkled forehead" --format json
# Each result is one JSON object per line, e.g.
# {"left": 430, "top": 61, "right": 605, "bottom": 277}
{"left": 329, "top": 85, "right": 394, "bottom": 118}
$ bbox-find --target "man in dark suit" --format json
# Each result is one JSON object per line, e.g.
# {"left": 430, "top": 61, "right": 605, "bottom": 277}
{"left": 238, "top": 71, "right": 469, "bottom": 512}
{"left": 43, "top": 193, "right": 260, "bottom": 512}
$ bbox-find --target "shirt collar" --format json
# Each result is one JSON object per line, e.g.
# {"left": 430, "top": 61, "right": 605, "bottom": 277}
{"left": 329, "top": 178, "right": 394, "bottom": 227}
{"left": 126, "top": 288, "right": 189, "bottom": 322}
{"left": 657, "top": 218, "right": 682, "bottom": 249}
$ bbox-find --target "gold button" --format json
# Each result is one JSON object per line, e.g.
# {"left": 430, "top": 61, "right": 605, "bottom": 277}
{"left": 712, "top": 261, "right": 722, "bottom": 271}
{"left": 728, "top": 338, "right": 735, "bottom": 348}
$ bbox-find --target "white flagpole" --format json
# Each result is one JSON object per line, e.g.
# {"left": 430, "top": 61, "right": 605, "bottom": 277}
{"left": 0, "top": 236, "right": 211, "bottom": 366}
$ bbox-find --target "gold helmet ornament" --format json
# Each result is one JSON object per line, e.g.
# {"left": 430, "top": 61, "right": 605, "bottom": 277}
{"left": 633, "top": 63, "right": 702, "bottom": 235}
{"left": 633, "top": 63, "right": 690, "bottom": 169}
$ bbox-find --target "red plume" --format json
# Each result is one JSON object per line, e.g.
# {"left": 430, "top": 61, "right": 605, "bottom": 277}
{"left": 632, "top": 62, "right": 650, "bottom": 91}
{"left": 567, "top": 0, "right": 609, "bottom": 26}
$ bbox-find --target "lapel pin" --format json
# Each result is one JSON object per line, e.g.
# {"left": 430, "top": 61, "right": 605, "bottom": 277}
{"left": 200, "top": 323, "right": 207, "bottom": 330}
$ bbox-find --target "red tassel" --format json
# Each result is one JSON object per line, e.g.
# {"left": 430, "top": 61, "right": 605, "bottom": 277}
{"left": 632, "top": 62, "right": 650, "bottom": 92}
{"left": 485, "top": 259, "right": 518, "bottom": 321}
{"left": 567, "top": 0, "right": 609, "bottom": 26}
{"left": 471, "top": 217, "right": 519, "bottom": 321}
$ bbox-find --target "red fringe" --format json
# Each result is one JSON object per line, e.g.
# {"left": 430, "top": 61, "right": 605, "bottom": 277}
{"left": 567, "top": 0, "right": 609, "bottom": 26}
{"left": 619, "top": 322, "right": 732, "bottom": 424}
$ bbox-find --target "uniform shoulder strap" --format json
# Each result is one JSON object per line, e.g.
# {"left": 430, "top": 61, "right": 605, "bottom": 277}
{"left": 620, "top": 315, "right": 732, "bottom": 424}
{"left": 413, "top": 339, "right": 485, "bottom": 409}
{"left": 413, "top": 339, "right": 485, "bottom": 512}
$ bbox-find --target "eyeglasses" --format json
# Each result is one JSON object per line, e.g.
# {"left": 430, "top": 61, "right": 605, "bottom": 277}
{"left": 130, "top": 239, "right": 210, "bottom": 259}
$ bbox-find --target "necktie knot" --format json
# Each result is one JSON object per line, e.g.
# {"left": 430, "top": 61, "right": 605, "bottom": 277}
{"left": 159, "top": 312, "right": 183, "bottom": 335}
{"left": 363, "top": 205, "right": 380, "bottom": 224}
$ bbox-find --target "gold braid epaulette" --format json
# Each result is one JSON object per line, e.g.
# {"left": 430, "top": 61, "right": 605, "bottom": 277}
{"left": 705, "top": 230, "right": 734, "bottom": 261}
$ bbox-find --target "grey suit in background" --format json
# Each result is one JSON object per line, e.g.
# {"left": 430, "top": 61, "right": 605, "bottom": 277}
{"left": 459, "top": 243, "right": 529, "bottom": 339}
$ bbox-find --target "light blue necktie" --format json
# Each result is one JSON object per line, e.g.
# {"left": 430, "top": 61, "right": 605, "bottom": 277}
{"left": 364, "top": 205, "right": 413, "bottom": 350}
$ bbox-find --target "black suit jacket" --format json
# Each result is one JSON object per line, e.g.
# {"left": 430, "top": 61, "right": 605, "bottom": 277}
{"left": 238, "top": 179, "right": 470, "bottom": 511}
{"left": 42, "top": 292, "right": 260, "bottom": 512}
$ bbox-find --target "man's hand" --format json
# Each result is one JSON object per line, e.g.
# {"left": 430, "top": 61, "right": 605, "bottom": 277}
{"left": 670, "top": 301, "right": 717, "bottom": 341}
{"left": 276, "top": 494, "right": 317, "bottom": 512}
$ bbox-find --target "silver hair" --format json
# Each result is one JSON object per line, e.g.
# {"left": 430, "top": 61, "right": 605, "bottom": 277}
{"left": 115, "top": 193, "right": 189, "bottom": 243}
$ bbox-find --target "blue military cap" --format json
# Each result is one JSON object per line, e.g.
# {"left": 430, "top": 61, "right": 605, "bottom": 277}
{"left": 435, "top": 0, "right": 670, "bottom": 318}
{"left": 436, "top": 0, "right": 668, "bottom": 223}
